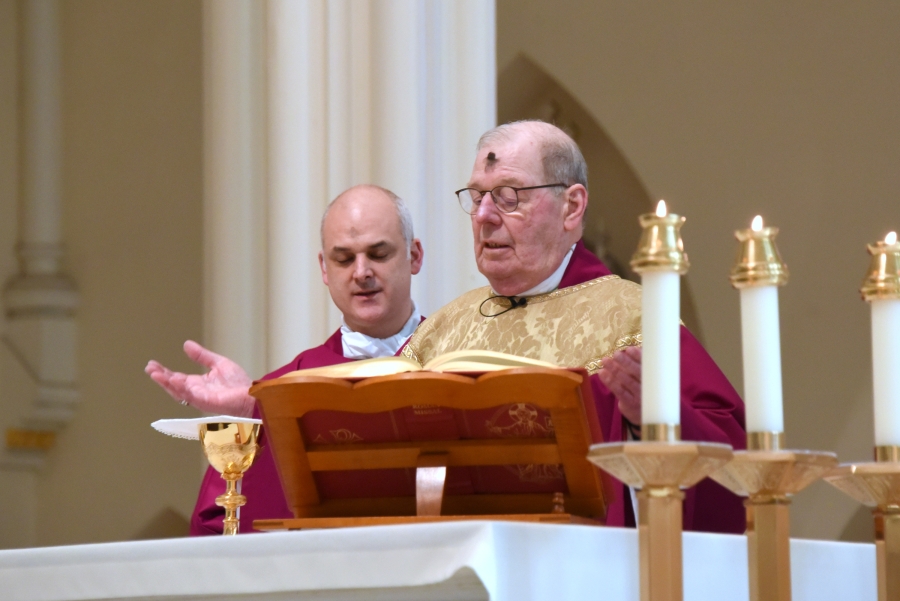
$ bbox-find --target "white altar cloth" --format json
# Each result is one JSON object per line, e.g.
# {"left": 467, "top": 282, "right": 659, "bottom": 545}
{"left": 0, "top": 521, "right": 875, "bottom": 601}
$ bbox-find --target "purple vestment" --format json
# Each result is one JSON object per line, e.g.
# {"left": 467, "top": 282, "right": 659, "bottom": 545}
{"left": 191, "top": 240, "right": 745, "bottom": 535}
{"left": 561, "top": 240, "right": 746, "bottom": 533}
{"left": 190, "top": 330, "right": 352, "bottom": 535}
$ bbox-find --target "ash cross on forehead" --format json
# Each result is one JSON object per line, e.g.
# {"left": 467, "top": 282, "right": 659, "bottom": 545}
{"left": 484, "top": 151, "right": 498, "bottom": 170}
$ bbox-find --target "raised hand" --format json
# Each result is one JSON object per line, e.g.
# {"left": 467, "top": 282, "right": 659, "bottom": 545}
{"left": 145, "top": 340, "right": 255, "bottom": 418}
{"left": 596, "top": 345, "right": 642, "bottom": 426}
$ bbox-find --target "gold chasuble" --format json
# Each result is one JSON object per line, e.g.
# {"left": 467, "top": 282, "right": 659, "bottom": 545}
{"left": 403, "top": 275, "right": 642, "bottom": 373}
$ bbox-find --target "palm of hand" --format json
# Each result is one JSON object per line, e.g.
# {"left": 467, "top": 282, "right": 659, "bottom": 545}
{"left": 184, "top": 361, "right": 253, "bottom": 409}
{"left": 145, "top": 340, "right": 255, "bottom": 418}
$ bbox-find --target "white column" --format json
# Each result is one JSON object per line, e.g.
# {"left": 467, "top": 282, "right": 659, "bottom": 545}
{"left": 2, "top": 0, "right": 79, "bottom": 459}
{"left": 266, "top": 0, "right": 331, "bottom": 368}
{"left": 428, "top": 0, "right": 496, "bottom": 301}
{"left": 265, "top": 0, "right": 494, "bottom": 367}
{"left": 18, "top": 0, "right": 62, "bottom": 277}
{"left": 206, "top": 0, "right": 496, "bottom": 371}
{"left": 202, "top": 0, "right": 267, "bottom": 377}
{"left": 369, "top": 0, "right": 492, "bottom": 315}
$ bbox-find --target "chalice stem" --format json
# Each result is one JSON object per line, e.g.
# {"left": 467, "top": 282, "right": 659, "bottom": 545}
{"left": 223, "top": 479, "right": 239, "bottom": 535}
{"left": 216, "top": 473, "right": 247, "bottom": 536}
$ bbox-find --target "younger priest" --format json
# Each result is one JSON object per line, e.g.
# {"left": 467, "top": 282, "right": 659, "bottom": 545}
{"left": 145, "top": 184, "right": 424, "bottom": 534}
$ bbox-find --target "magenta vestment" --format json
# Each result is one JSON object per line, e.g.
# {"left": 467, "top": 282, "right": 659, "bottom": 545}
{"left": 559, "top": 241, "right": 746, "bottom": 533}
{"left": 189, "top": 330, "right": 353, "bottom": 535}
{"left": 191, "top": 240, "right": 745, "bottom": 535}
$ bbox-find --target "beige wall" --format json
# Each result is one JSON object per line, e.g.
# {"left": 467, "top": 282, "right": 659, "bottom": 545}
{"left": 498, "top": 0, "right": 900, "bottom": 540}
{"left": 0, "top": 0, "right": 204, "bottom": 547}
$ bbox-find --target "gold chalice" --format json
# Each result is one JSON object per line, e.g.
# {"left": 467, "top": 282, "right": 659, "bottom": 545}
{"left": 199, "top": 422, "right": 261, "bottom": 535}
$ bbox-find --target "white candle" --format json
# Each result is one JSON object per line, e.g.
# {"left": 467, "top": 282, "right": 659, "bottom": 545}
{"left": 739, "top": 216, "right": 785, "bottom": 433}
{"left": 641, "top": 270, "right": 681, "bottom": 425}
{"left": 640, "top": 200, "right": 682, "bottom": 426}
{"left": 740, "top": 285, "right": 785, "bottom": 432}
{"left": 872, "top": 231, "right": 900, "bottom": 447}
{"left": 731, "top": 215, "right": 790, "bottom": 437}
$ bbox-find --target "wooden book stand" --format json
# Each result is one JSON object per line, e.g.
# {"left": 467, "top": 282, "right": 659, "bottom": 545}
{"left": 250, "top": 367, "right": 609, "bottom": 530}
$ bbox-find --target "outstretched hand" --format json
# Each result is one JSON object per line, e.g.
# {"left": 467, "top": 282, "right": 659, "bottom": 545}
{"left": 596, "top": 345, "right": 642, "bottom": 426}
{"left": 145, "top": 340, "right": 255, "bottom": 418}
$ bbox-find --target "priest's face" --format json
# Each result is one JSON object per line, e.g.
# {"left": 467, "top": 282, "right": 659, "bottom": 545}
{"left": 467, "top": 130, "right": 583, "bottom": 296}
{"left": 319, "top": 188, "right": 423, "bottom": 338}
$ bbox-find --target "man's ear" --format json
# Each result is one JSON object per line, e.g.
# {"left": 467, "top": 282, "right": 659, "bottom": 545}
{"left": 318, "top": 252, "right": 329, "bottom": 285}
{"left": 562, "top": 184, "right": 588, "bottom": 233}
{"left": 409, "top": 239, "right": 424, "bottom": 275}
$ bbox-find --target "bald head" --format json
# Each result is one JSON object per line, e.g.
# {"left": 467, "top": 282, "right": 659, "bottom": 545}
{"left": 320, "top": 184, "right": 415, "bottom": 255}
{"left": 477, "top": 121, "right": 588, "bottom": 193}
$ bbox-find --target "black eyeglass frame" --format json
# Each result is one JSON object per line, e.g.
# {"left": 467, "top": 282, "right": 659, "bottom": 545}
{"left": 454, "top": 183, "right": 571, "bottom": 214}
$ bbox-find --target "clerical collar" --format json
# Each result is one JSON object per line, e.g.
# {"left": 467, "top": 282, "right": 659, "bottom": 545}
{"left": 492, "top": 244, "right": 576, "bottom": 298}
{"left": 340, "top": 302, "right": 422, "bottom": 360}
{"left": 480, "top": 245, "right": 576, "bottom": 318}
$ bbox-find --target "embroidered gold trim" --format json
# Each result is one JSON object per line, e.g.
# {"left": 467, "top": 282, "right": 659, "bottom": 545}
{"left": 584, "top": 333, "right": 643, "bottom": 374}
{"left": 481, "top": 274, "right": 621, "bottom": 308}
{"left": 401, "top": 344, "right": 420, "bottom": 364}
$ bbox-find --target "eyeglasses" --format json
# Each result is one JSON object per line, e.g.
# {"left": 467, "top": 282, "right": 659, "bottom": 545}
{"left": 455, "top": 183, "right": 570, "bottom": 215}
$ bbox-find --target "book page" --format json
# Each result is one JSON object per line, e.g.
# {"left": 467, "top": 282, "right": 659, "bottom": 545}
{"left": 423, "top": 349, "right": 560, "bottom": 372}
{"left": 281, "top": 355, "right": 422, "bottom": 379}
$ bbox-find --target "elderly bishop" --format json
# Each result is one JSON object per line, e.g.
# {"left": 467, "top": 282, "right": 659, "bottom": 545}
{"left": 403, "top": 121, "right": 745, "bottom": 533}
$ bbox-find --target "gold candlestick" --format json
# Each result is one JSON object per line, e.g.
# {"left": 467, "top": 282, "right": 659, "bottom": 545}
{"left": 590, "top": 202, "right": 733, "bottom": 601}
{"left": 826, "top": 232, "right": 900, "bottom": 601}
{"left": 200, "top": 421, "right": 261, "bottom": 535}
{"left": 710, "top": 440, "right": 837, "bottom": 601}
{"left": 730, "top": 218, "right": 789, "bottom": 289}
{"left": 589, "top": 440, "right": 733, "bottom": 601}
{"left": 630, "top": 206, "right": 689, "bottom": 275}
{"left": 826, "top": 459, "right": 900, "bottom": 601}
{"left": 716, "top": 217, "right": 838, "bottom": 601}
{"left": 860, "top": 233, "right": 900, "bottom": 301}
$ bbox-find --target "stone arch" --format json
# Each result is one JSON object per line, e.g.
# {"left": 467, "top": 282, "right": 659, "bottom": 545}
{"left": 498, "top": 54, "right": 704, "bottom": 340}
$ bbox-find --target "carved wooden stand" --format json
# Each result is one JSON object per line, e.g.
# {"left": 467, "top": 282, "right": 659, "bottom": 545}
{"left": 826, "top": 455, "right": 900, "bottom": 601}
{"left": 710, "top": 448, "right": 837, "bottom": 601}
{"left": 588, "top": 440, "right": 733, "bottom": 601}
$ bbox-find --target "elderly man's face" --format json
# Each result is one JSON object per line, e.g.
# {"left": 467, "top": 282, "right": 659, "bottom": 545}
{"left": 467, "top": 136, "right": 574, "bottom": 296}
{"left": 319, "top": 189, "right": 422, "bottom": 338}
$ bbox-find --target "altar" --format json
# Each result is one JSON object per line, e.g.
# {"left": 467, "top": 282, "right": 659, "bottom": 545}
{"left": 0, "top": 522, "right": 875, "bottom": 601}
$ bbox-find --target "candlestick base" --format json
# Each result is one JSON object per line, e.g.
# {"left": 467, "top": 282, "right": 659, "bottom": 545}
{"left": 825, "top": 461, "right": 900, "bottom": 601}
{"left": 874, "top": 445, "right": 900, "bottom": 462}
{"left": 642, "top": 423, "right": 680, "bottom": 442}
{"left": 746, "top": 431, "right": 786, "bottom": 451}
{"left": 710, "top": 449, "right": 838, "bottom": 601}
{"left": 588, "top": 441, "right": 733, "bottom": 601}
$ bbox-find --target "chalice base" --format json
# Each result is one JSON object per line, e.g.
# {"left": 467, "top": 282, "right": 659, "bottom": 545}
{"left": 588, "top": 440, "right": 733, "bottom": 601}
{"left": 825, "top": 462, "right": 900, "bottom": 601}
{"left": 710, "top": 449, "right": 837, "bottom": 601}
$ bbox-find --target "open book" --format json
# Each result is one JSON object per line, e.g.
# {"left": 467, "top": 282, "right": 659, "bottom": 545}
{"left": 280, "top": 349, "right": 559, "bottom": 379}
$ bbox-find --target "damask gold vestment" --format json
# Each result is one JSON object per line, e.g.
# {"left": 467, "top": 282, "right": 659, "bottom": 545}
{"left": 403, "top": 275, "right": 643, "bottom": 373}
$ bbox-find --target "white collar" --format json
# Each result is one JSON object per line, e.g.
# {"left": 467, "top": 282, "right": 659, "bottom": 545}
{"left": 340, "top": 301, "right": 422, "bottom": 360}
{"left": 495, "top": 244, "right": 577, "bottom": 298}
